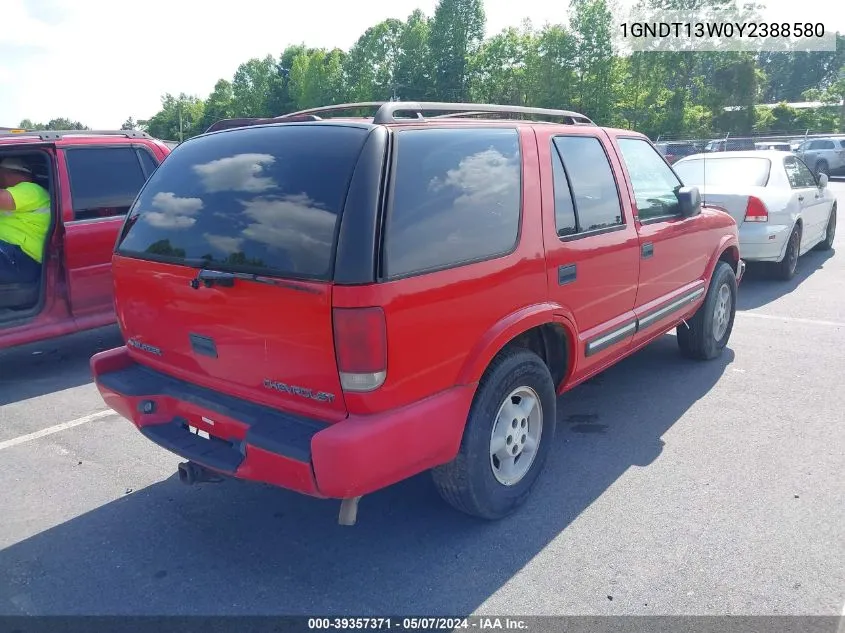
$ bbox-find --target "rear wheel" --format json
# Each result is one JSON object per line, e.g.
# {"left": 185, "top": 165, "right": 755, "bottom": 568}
{"left": 677, "top": 261, "right": 737, "bottom": 361}
{"left": 431, "top": 347, "right": 557, "bottom": 520}
{"left": 816, "top": 204, "right": 836, "bottom": 251}
{"left": 773, "top": 224, "right": 801, "bottom": 280}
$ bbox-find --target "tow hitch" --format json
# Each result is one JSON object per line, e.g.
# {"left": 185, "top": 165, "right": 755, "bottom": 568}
{"left": 177, "top": 461, "right": 224, "bottom": 485}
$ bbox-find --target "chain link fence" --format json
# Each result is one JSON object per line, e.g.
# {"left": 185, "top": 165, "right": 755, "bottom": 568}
{"left": 652, "top": 130, "right": 844, "bottom": 146}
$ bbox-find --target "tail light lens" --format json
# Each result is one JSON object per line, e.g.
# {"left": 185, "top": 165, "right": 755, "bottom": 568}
{"left": 332, "top": 307, "right": 387, "bottom": 392}
{"left": 744, "top": 196, "right": 769, "bottom": 223}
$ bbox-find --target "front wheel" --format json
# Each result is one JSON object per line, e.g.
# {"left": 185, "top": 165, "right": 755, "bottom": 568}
{"left": 677, "top": 261, "right": 737, "bottom": 361}
{"left": 431, "top": 347, "right": 557, "bottom": 520}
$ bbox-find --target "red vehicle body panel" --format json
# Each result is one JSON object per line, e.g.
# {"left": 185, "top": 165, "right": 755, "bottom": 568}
{"left": 90, "top": 118, "right": 743, "bottom": 501}
{"left": 112, "top": 256, "right": 349, "bottom": 422}
{"left": 0, "top": 134, "right": 170, "bottom": 350}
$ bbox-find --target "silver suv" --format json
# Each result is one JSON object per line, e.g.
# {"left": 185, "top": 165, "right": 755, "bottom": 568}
{"left": 794, "top": 137, "right": 845, "bottom": 177}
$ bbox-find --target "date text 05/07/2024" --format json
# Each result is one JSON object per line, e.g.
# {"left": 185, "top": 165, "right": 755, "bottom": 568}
{"left": 307, "top": 618, "right": 529, "bottom": 631}
{"left": 619, "top": 21, "right": 825, "bottom": 39}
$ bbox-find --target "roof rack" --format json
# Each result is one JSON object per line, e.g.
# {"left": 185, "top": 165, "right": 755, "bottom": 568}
{"left": 274, "top": 101, "right": 595, "bottom": 126}
{"left": 204, "top": 101, "right": 594, "bottom": 135}
{"left": 0, "top": 129, "right": 151, "bottom": 141}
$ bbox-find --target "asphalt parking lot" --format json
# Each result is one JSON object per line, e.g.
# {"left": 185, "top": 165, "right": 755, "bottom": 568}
{"left": 1, "top": 184, "right": 843, "bottom": 618}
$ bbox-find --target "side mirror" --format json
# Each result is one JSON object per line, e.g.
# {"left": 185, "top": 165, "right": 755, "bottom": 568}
{"left": 818, "top": 173, "right": 828, "bottom": 188}
{"left": 677, "top": 186, "right": 702, "bottom": 217}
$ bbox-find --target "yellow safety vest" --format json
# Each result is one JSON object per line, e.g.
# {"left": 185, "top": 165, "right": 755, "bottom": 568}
{"left": 0, "top": 182, "right": 51, "bottom": 263}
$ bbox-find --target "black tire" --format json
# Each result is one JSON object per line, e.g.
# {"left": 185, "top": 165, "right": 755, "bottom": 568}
{"left": 815, "top": 160, "right": 829, "bottom": 177}
{"left": 773, "top": 224, "right": 801, "bottom": 280}
{"left": 816, "top": 204, "right": 836, "bottom": 251}
{"left": 431, "top": 347, "right": 557, "bottom": 520}
{"left": 676, "top": 261, "right": 737, "bottom": 361}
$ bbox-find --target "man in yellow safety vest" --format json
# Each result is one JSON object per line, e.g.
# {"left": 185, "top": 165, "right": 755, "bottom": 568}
{"left": 0, "top": 157, "right": 51, "bottom": 284}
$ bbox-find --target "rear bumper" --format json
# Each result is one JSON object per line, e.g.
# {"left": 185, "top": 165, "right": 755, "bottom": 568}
{"left": 91, "top": 346, "right": 476, "bottom": 499}
{"left": 739, "top": 222, "right": 791, "bottom": 262}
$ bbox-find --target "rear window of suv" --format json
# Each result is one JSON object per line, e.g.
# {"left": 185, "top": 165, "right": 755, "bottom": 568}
{"left": 116, "top": 124, "right": 369, "bottom": 280}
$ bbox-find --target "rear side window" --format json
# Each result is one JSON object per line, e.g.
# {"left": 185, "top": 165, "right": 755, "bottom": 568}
{"left": 553, "top": 136, "right": 624, "bottom": 232}
{"left": 383, "top": 127, "right": 521, "bottom": 279}
{"left": 66, "top": 147, "right": 148, "bottom": 221}
{"left": 117, "top": 125, "right": 369, "bottom": 280}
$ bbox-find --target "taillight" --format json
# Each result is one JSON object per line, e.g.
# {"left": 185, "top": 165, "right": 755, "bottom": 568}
{"left": 744, "top": 196, "right": 769, "bottom": 223}
{"left": 332, "top": 307, "right": 387, "bottom": 392}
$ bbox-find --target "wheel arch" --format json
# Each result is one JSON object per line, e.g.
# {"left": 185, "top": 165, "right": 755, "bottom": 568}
{"left": 456, "top": 303, "right": 577, "bottom": 394}
{"left": 705, "top": 234, "right": 740, "bottom": 284}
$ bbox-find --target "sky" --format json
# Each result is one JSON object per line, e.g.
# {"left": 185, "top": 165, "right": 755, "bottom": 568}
{"left": 1, "top": 0, "right": 842, "bottom": 130}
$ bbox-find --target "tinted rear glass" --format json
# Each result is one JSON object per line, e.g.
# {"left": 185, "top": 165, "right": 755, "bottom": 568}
{"left": 116, "top": 124, "right": 369, "bottom": 280}
{"left": 383, "top": 127, "right": 521, "bottom": 279}
{"left": 674, "top": 157, "right": 771, "bottom": 187}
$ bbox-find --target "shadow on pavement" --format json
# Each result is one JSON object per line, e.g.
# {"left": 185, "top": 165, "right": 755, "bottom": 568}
{"left": 0, "top": 335, "right": 734, "bottom": 616}
{"left": 737, "top": 248, "right": 835, "bottom": 311}
{"left": 0, "top": 326, "right": 122, "bottom": 406}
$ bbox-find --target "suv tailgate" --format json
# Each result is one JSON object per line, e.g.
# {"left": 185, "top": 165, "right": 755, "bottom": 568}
{"left": 111, "top": 123, "right": 374, "bottom": 422}
{"left": 111, "top": 255, "right": 347, "bottom": 421}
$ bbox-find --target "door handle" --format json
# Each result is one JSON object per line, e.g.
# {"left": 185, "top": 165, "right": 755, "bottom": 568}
{"left": 798, "top": 195, "right": 804, "bottom": 202}
{"left": 641, "top": 242, "right": 654, "bottom": 259}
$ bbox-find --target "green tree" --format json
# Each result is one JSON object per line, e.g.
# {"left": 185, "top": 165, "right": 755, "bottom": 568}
{"left": 344, "top": 19, "right": 404, "bottom": 101}
{"left": 268, "top": 45, "right": 313, "bottom": 116}
{"left": 289, "top": 48, "right": 346, "bottom": 110}
{"left": 394, "top": 10, "right": 434, "bottom": 100}
{"left": 428, "top": 0, "right": 485, "bottom": 101}
{"left": 232, "top": 56, "right": 278, "bottom": 117}
{"left": 524, "top": 25, "right": 578, "bottom": 111}
{"left": 20, "top": 117, "right": 89, "bottom": 130}
{"left": 199, "top": 79, "right": 235, "bottom": 131}
{"left": 145, "top": 93, "right": 205, "bottom": 141}
{"left": 568, "top": 0, "right": 615, "bottom": 123}
{"left": 758, "top": 36, "right": 845, "bottom": 103}
{"left": 469, "top": 22, "right": 535, "bottom": 105}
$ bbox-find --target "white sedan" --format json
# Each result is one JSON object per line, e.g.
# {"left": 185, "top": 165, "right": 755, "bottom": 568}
{"left": 673, "top": 151, "right": 837, "bottom": 280}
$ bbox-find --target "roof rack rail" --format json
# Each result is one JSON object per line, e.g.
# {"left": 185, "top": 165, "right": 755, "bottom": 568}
{"left": 428, "top": 109, "right": 595, "bottom": 125}
{"left": 271, "top": 102, "right": 388, "bottom": 120}
{"left": 375, "top": 102, "right": 594, "bottom": 125}
{"left": 275, "top": 101, "right": 593, "bottom": 125}
{"left": 205, "top": 113, "right": 322, "bottom": 133}
{"left": 0, "top": 129, "right": 152, "bottom": 141}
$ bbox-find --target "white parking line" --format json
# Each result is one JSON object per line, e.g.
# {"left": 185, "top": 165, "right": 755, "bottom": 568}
{"left": 737, "top": 311, "right": 845, "bottom": 328}
{"left": 0, "top": 410, "right": 116, "bottom": 451}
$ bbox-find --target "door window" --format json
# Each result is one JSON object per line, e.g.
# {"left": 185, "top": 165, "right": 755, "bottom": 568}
{"left": 784, "top": 156, "right": 817, "bottom": 188}
{"left": 551, "top": 135, "right": 624, "bottom": 237}
{"left": 66, "top": 147, "right": 149, "bottom": 221}
{"left": 617, "top": 138, "right": 683, "bottom": 221}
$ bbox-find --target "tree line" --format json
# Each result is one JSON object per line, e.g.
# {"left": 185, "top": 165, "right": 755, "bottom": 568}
{"left": 19, "top": 0, "right": 845, "bottom": 141}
